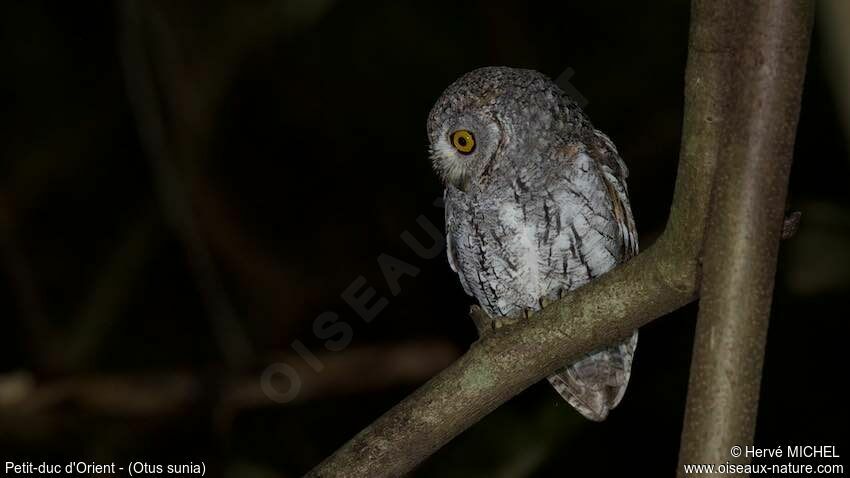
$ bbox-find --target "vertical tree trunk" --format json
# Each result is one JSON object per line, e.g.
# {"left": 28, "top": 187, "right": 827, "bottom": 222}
{"left": 677, "top": 1, "right": 814, "bottom": 476}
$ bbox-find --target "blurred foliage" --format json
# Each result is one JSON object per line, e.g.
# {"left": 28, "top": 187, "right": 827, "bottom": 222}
{"left": 1, "top": 1, "right": 848, "bottom": 477}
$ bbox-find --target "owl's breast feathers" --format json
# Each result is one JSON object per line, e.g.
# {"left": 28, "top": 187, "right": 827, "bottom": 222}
{"left": 445, "top": 140, "right": 636, "bottom": 319}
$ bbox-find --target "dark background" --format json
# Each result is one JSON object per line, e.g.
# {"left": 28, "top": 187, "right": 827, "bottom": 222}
{"left": 1, "top": 1, "right": 848, "bottom": 476}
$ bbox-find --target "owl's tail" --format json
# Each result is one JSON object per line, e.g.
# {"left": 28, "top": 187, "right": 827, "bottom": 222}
{"left": 547, "top": 330, "right": 638, "bottom": 421}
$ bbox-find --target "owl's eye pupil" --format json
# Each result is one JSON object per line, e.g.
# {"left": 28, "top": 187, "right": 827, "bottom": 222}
{"left": 450, "top": 130, "right": 476, "bottom": 154}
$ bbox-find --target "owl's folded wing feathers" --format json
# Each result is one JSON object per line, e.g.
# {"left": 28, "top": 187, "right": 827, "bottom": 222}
{"left": 592, "top": 130, "right": 639, "bottom": 259}
{"left": 546, "top": 129, "right": 640, "bottom": 421}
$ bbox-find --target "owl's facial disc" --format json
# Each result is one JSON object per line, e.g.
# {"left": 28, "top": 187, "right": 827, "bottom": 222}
{"left": 429, "top": 117, "right": 500, "bottom": 190}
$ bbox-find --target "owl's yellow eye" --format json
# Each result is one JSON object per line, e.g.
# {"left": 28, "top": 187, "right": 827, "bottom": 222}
{"left": 450, "top": 130, "right": 476, "bottom": 154}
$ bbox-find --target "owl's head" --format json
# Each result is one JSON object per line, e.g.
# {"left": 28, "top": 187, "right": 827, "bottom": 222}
{"left": 427, "top": 66, "right": 578, "bottom": 191}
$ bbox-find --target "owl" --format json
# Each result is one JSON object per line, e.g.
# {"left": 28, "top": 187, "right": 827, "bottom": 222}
{"left": 427, "top": 67, "right": 639, "bottom": 421}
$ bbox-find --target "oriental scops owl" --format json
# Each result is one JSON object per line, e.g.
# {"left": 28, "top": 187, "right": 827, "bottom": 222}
{"left": 428, "top": 66, "right": 639, "bottom": 421}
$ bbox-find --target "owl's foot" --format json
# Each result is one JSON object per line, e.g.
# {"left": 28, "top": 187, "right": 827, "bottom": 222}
{"left": 493, "top": 316, "right": 522, "bottom": 330}
{"left": 469, "top": 306, "right": 524, "bottom": 339}
{"left": 539, "top": 295, "right": 558, "bottom": 310}
{"left": 493, "top": 306, "right": 539, "bottom": 330}
{"left": 469, "top": 305, "right": 492, "bottom": 336}
{"left": 471, "top": 301, "right": 557, "bottom": 339}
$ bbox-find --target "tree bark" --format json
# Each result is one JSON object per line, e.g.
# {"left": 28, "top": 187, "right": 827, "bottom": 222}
{"left": 677, "top": 1, "right": 813, "bottom": 476}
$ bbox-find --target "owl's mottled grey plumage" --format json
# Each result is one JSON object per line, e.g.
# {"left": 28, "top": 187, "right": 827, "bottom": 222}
{"left": 428, "top": 67, "right": 639, "bottom": 421}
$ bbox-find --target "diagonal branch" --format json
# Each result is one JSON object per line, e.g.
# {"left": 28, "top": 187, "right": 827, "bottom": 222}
{"left": 0, "top": 192, "right": 54, "bottom": 368}
{"left": 308, "top": 244, "right": 701, "bottom": 478}
{"left": 119, "top": 0, "right": 255, "bottom": 369}
{"left": 677, "top": 1, "right": 814, "bottom": 474}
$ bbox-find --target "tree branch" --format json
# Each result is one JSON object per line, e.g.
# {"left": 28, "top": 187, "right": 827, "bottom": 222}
{"left": 0, "top": 341, "right": 457, "bottom": 440}
{"left": 308, "top": 247, "right": 701, "bottom": 478}
{"left": 119, "top": 0, "right": 255, "bottom": 369}
{"left": 677, "top": 1, "right": 813, "bottom": 474}
{"left": 0, "top": 192, "right": 53, "bottom": 368}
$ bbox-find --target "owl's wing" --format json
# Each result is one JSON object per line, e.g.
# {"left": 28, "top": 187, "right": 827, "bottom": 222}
{"left": 593, "top": 130, "right": 639, "bottom": 259}
{"left": 546, "top": 130, "right": 639, "bottom": 421}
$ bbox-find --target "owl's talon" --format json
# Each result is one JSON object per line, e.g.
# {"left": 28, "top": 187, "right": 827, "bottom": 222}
{"left": 469, "top": 305, "right": 492, "bottom": 336}
{"left": 492, "top": 316, "right": 522, "bottom": 330}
